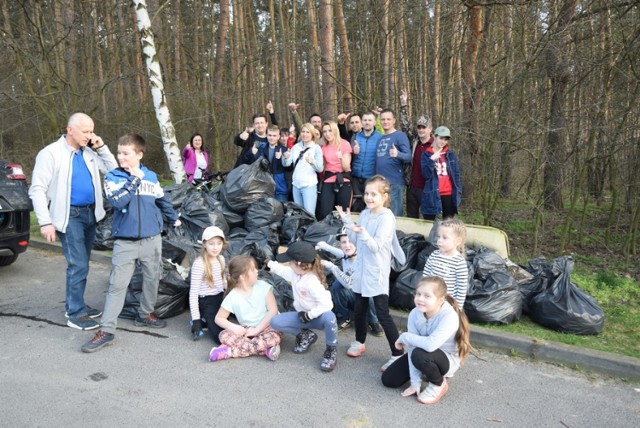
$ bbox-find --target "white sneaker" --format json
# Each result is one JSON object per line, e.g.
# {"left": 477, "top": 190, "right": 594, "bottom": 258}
{"left": 417, "top": 379, "right": 449, "bottom": 404}
{"left": 380, "top": 355, "right": 402, "bottom": 372}
{"left": 346, "top": 341, "right": 366, "bottom": 357}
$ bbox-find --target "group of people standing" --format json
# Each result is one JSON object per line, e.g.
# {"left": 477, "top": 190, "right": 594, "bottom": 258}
{"left": 184, "top": 96, "right": 462, "bottom": 221}
{"left": 29, "top": 109, "right": 470, "bottom": 407}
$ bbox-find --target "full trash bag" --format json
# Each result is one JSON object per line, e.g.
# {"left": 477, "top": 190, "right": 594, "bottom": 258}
{"left": 516, "top": 256, "right": 553, "bottom": 314}
{"left": 226, "top": 225, "right": 280, "bottom": 266}
{"left": 528, "top": 256, "right": 604, "bottom": 335}
{"left": 472, "top": 248, "right": 507, "bottom": 280}
{"left": 244, "top": 197, "right": 285, "bottom": 231}
{"left": 464, "top": 269, "right": 523, "bottom": 325}
{"left": 119, "top": 259, "right": 190, "bottom": 319}
{"left": 303, "top": 213, "right": 343, "bottom": 245}
{"left": 392, "top": 232, "right": 428, "bottom": 273}
{"left": 220, "top": 159, "right": 275, "bottom": 213}
{"left": 280, "top": 202, "right": 316, "bottom": 245}
{"left": 260, "top": 270, "right": 295, "bottom": 313}
{"left": 389, "top": 269, "right": 423, "bottom": 310}
{"left": 93, "top": 202, "right": 114, "bottom": 250}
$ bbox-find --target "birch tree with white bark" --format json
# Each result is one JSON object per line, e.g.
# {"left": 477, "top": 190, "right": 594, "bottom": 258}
{"left": 132, "top": 0, "right": 186, "bottom": 183}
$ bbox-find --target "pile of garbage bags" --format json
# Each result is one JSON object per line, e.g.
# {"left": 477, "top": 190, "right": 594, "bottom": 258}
{"left": 94, "top": 159, "right": 605, "bottom": 335}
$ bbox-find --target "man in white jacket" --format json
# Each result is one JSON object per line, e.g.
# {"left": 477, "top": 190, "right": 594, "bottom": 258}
{"left": 29, "top": 113, "right": 117, "bottom": 330}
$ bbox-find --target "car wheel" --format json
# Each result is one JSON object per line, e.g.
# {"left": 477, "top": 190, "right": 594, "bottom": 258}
{"left": 0, "top": 254, "right": 18, "bottom": 266}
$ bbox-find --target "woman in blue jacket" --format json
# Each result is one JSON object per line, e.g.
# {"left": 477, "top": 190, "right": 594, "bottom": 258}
{"left": 420, "top": 126, "right": 462, "bottom": 220}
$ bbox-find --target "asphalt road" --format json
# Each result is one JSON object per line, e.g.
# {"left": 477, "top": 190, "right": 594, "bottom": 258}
{"left": 0, "top": 248, "right": 638, "bottom": 427}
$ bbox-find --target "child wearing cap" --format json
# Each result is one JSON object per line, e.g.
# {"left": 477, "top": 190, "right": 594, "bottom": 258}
{"left": 188, "top": 226, "right": 227, "bottom": 344}
{"left": 420, "top": 126, "right": 462, "bottom": 220}
{"left": 81, "top": 133, "right": 181, "bottom": 353}
{"left": 267, "top": 241, "right": 338, "bottom": 372}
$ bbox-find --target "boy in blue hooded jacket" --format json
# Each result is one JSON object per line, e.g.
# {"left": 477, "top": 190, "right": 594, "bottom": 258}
{"left": 81, "top": 133, "right": 181, "bottom": 353}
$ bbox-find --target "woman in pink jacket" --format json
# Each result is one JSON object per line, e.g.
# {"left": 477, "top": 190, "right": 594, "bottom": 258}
{"left": 182, "top": 133, "right": 209, "bottom": 183}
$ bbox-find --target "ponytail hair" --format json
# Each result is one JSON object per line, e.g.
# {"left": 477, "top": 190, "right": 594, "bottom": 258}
{"left": 295, "top": 255, "right": 328, "bottom": 289}
{"left": 225, "top": 254, "right": 256, "bottom": 296}
{"left": 445, "top": 294, "right": 471, "bottom": 362}
{"left": 418, "top": 276, "right": 471, "bottom": 362}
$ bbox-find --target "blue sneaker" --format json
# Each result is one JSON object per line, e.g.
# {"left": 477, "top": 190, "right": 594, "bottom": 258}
{"left": 81, "top": 330, "right": 114, "bottom": 353}
{"left": 67, "top": 316, "right": 99, "bottom": 331}
{"left": 134, "top": 314, "right": 167, "bottom": 328}
{"left": 65, "top": 306, "right": 102, "bottom": 319}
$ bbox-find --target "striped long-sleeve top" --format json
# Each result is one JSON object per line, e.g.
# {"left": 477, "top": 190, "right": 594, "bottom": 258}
{"left": 422, "top": 250, "right": 469, "bottom": 308}
{"left": 189, "top": 255, "right": 226, "bottom": 321}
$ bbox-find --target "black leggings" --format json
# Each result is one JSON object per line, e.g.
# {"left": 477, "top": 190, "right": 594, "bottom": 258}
{"left": 317, "top": 180, "right": 352, "bottom": 221}
{"left": 199, "top": 294, "right": 224, "bottom": 344}
{"left": 354, "top": 293, "right": 402, "bottom": 356}
{"left": 423, "top": 194, "right": 457, "bottom": 221}
{"left": 381, "top": 348, "right": 450, "bottom": 387}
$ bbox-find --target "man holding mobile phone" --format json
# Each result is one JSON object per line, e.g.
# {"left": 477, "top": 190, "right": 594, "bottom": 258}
{"left": 29, "top": 112, "right": 117, "bottom": 330}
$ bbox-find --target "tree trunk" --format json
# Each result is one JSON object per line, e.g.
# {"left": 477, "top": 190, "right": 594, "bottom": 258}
{"left": 319, "top": 0, "right": 337, "bottom": 119}
{"left": 543, "top": 0, "right": 578, "bottom": 209}
{"left": 307, "top": 0, "right": 321, "bottom": 114}
{"left": 334, "top": 0, "right": 353, "bottom": 111}
{"left": 131, "top": 0, "right": 185, "bottom": 183}
{"left": 461, "top": 2, "right": 484, "bottom": 203}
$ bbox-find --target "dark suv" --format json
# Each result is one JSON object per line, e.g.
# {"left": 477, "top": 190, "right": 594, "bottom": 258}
{"left": 0, "top": 161, "right": 32, "bottom": 266}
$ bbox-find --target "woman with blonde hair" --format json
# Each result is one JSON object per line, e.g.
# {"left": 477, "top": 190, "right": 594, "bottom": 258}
{"left": 317, "top": 121, "right": 353, "bottom": 220}
{"left": 282, "top": 122, "right": 324, "bottom": 217}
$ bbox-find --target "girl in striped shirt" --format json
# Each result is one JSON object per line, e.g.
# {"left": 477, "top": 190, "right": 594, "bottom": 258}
{"left": 422, "top": 219, "right": 469, "bottom": 308}
{"left": 189, "top": 226, "right": 227, "bottom": 344}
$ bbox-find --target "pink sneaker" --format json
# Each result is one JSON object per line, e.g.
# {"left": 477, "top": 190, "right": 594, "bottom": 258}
{"left": 264, "top": 345, "right": 281, "bottom": 361}
{"left": 209, "top": 345, "right": 231, "bottom": 362}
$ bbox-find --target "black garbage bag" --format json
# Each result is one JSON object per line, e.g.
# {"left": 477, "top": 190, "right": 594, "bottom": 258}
{"left": 119, "top": 259, "right": 190, "bottom": 320}
{"left": 415, "top": 243, "right": 437, "bottom": 272}
{"left": 220, "top": 159, "right": 275, "bottom": 213}
{"left": 94, "top": 203, "right": 114, "bottom": 250}
{"left": 163, "top": 181, "right": 193, "bottom": 209}
{"left": 515, "top": 257, "right": 553, "bottom": 314}
{"left": 245, "top": 197, "right": 285, "bottom": 231}
{"left": 303, "top": 213, "right": 343, "bottom": 245}
{"left": 473, "top": 249, "right": 507, "bottom": 280}
{"left": 528, "top": 256, "right": 604, "bottom": 335}
{"left": 154, "top": 260, "right": 190, "bottom": 318}
{"left": 217, "top": 203, "right": 245, "bottom": 228}
{"left": 280, "top": 202, "right": 316, "bottom": 244}
{"left": 392, "top": 232, "right": 428, "bottom": 273}
{"left": 226, "top": 225, "right": 280, "bottom": 266}
{"left": 389, "top": 269, "right": 423, "bottom": 310}
{"left": 259, "top": 269, "right": 295, "bottom": 313}
{"left": 464, "top": 269, "right": 523, "bottom": 325}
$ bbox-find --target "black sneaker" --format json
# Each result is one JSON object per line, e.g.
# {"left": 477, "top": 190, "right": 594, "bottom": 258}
{"left": 320, "top": 345, "right": 337, "bottom": 372}
{"left": 337, "top": 318, "right": 352, "bottom": 331}
{"left": 293, "top": 329, "right": 318, "bottom": 354}
{"left": 67, "top": 315, "right": 100, "bottom": 331}
{"left": 369, "top": 322, "right": 385, "bottom": 337}
{"left": 65, "top": 306, "right": 102, "bottom": 319}
{"left": 134, "top": 314, "right": 167, "bottom": 328}
{"left": 81, "top": 330, "right": 114, "bottom": 353}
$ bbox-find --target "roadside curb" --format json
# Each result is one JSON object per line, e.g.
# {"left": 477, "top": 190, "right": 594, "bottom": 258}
{"left": 389, "top": 311, "right": 640, "bottom": 381}
{"left": 29, "top": 238, "right": 640, "bottom": 380}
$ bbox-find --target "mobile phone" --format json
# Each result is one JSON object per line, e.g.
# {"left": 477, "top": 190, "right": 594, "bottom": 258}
{"left": 87, "top": 139, "right": 94, "bottom": 148}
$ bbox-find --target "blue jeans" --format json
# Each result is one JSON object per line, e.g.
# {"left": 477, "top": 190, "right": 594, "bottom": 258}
{"left": 57, "top": 205, "right": 96, "bottom": 318}
{"left": 330, "top": 281, "right": 378, "bottom": 324}
{"left": 275, "top": 192, "right": 289, "bottom": 203}
{"left": 292, "top": 184, "right": 318, "bottom": 217}
{"left": 270, "top": 311, "right": 337, "bottom": 346}
{"left": 390, "top": 184, "right": 404, "bottom": 216}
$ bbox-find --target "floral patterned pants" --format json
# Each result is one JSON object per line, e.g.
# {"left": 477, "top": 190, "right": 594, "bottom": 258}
{"left": 219, "top": 326, "right": 282, "bottom": 358}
